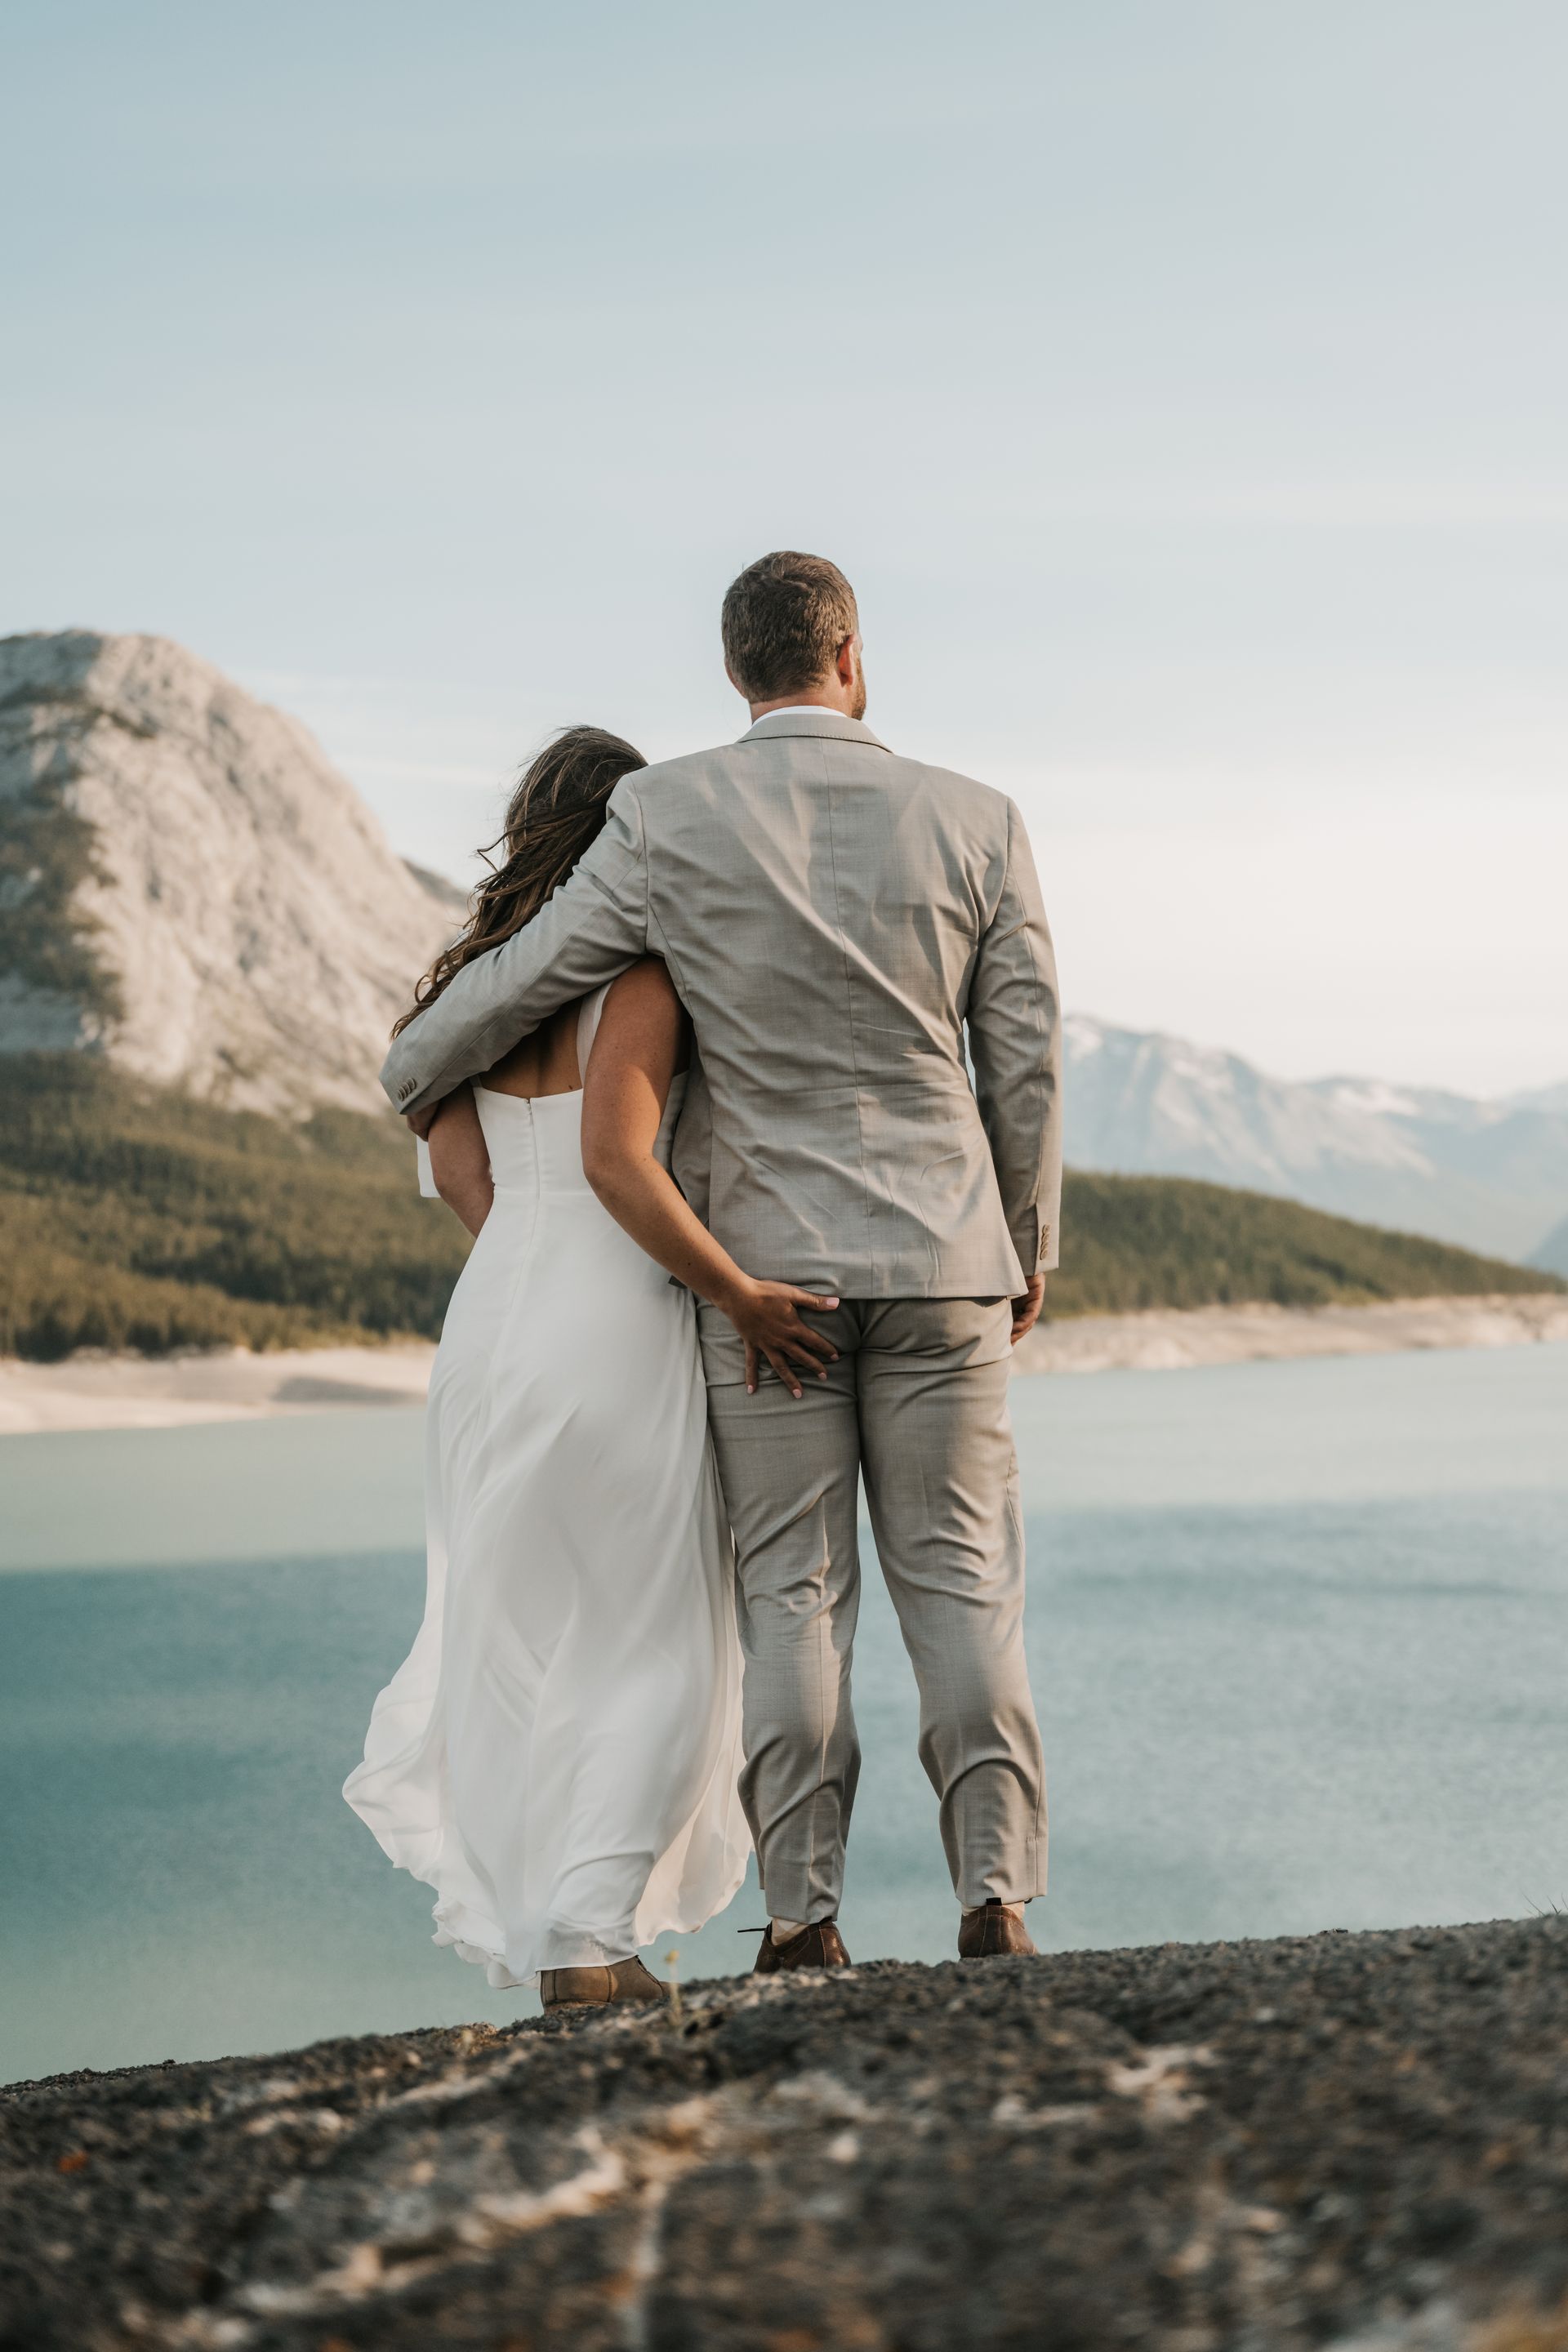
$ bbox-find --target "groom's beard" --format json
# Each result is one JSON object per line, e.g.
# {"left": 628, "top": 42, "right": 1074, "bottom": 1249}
{"left": 849, "top": 658, "right": 868, "bottom": 722}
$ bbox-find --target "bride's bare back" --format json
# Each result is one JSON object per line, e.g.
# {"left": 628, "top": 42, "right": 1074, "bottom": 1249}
{"left": 425, "top": 964, "right": 690, "bottom": 1237}
{"left": 482, "top": 1000, "right": 588, "bottom": 1098}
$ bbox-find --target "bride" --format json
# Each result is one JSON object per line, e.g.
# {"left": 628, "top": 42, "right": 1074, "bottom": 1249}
{"left": 344, "top": 727, "right": 834, "bottom": 2011}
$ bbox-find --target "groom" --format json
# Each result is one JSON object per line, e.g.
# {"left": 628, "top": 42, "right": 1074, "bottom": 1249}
{"left": 384, "top": 552, "right": 1062, "bottom": 1971}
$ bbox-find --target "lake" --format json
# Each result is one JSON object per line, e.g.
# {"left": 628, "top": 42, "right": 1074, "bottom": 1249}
{"left": 2, "top": 1342, "right": 1566, "bottom": 2086}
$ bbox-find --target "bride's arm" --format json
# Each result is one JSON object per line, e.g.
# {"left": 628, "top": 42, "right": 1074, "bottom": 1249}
{"left": 425, "top": 1085, "right": 493, "bottom": 1237}
{"left": 581, "top": 960, "right": 839, "bottom": 1399}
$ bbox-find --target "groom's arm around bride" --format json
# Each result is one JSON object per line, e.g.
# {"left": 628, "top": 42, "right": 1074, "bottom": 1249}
{"left": 382, "top": 566, "right": 1061, "bottom": 1325}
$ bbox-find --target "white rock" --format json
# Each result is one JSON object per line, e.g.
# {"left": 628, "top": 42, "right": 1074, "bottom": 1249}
{"left": 0, "top": 630, "right": 463, "bottom": 1116}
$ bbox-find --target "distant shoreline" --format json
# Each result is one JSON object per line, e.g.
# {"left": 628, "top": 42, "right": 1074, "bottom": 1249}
{"left": 0, "top": 1343, "right": 436, "bottom": 1436}
{"left": 1013, "top": 1289, "right": 1568, "bottom": 1375}
{"left": 2, "top": 1290, "right": 1564, "bottom": 1435}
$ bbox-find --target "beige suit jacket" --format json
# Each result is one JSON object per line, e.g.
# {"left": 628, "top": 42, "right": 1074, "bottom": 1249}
{"left": 382, "top": 710, "right": 1062, "bottom": 1297}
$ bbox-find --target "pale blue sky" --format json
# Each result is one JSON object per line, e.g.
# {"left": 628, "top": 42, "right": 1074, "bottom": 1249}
{"left": 5, "top": 2, "right": 1565, "bottom": 1092}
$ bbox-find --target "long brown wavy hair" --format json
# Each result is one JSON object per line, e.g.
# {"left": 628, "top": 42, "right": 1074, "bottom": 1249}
{"left": 393, "top": 724, "right": 647, "bottom": 1036}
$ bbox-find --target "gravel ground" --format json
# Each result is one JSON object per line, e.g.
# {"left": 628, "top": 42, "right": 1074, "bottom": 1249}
{"left": 3, "top": 1918, "right": 1568, "bottom": 2351}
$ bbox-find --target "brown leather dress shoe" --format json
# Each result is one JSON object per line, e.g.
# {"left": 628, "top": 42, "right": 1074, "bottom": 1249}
{"left": 539, "top": 1955, "right": 670, "bottom": 2010}
{"left": 957, "top": 1900, "right": 1038, "bottom": 1960}
{"left": 751, "top": 1919, "right": 851, "bottom": 1974}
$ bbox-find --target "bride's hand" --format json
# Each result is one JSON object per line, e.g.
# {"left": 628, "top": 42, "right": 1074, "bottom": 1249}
{"left": 719, "top": 1278, "right": 840, "bottom": 1400}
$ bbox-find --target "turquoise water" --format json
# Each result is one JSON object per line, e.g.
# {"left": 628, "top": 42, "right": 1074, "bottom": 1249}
{"left": 2, "top": 1343, "right": 1565, "bottom": 2085}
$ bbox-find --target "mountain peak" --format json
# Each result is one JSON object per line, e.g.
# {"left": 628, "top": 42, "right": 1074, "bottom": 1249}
{"left": 0, "top": 630, "right": 459, "bottom": 1116}
{"left": 1064, "top": 1015, "right": 1568, "bottom": 1263}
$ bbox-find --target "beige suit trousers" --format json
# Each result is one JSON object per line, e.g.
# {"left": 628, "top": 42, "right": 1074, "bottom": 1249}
{"left": 698, "top": 1296, "right": 1047, "bottom": 1925}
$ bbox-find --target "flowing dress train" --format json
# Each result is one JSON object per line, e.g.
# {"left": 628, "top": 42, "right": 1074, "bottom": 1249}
{"left": 345, "top": 988, "right": 749, "bottom": 1985}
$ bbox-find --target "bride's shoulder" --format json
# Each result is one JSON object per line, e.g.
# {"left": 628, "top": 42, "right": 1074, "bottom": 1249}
{"left": 591, "top": 960, "right": 690, "bottom": 1071}
{"left": 604, "top": 956, "right": 680, "bottom": 1008}
{"left": 565, "top": 960, "right": 674, "bottom": 1028}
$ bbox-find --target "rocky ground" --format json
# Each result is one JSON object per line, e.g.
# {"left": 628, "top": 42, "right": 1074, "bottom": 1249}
{"left": 3, "top": 1918, "right": 1567, "bottom": 2352}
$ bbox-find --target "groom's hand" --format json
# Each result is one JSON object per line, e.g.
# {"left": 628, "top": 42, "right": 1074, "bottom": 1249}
{"left": 403, "top": 1105, "right": 439, "bottom": 1140}
{"left": 1010, "top": 1276, "right": 1046, "bottom": 1346}
{"left": 722, "top": 1279, "right": 841, "bottom": 1400}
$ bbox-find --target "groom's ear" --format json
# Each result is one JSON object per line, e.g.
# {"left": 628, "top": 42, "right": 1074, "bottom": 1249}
{"left": 724, "top": 660, "right": 746, "bottom": 701}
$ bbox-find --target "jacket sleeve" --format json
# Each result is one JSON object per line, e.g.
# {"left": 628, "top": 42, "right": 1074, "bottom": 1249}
{"left": 966, "top": 797, "right": 1063, "bottom": 1276}
{"left": 380, "top": 780, "right": 651, "bottom": 1119}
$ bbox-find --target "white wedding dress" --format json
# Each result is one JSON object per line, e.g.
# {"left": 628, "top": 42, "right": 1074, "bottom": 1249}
{"left": 345, "top": 986, "right": 749, "bottom": 1987}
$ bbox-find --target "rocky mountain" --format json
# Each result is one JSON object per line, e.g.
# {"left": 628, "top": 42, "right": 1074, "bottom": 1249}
{"left": 1064, "top": 1016, "right": 1568, "bottom": 1264}
{"left": 0, "top": 630, "right": 462, "bottom": 1116}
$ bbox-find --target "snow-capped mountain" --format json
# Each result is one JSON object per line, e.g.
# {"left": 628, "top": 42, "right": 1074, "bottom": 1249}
{"left": 1064, "top": 1015, "right": 1568, "bottom": 1263}
{"left": 1508, "top": 1080, "right": 1568, "bottom": 1120}
{"left": 0, "top": 631, "right": 461, "bottom": 1116}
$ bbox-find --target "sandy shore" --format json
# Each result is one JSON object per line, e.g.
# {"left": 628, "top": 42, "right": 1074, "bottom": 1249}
{"left": 2, "top": 1292, "right": 1563, "bottom": 1435}
{"left": 0, "top": 1343, "right": 436, "bottom": 1436}
{"left": 1013, "top": 1288, "right": 1568, "bottom": 1375}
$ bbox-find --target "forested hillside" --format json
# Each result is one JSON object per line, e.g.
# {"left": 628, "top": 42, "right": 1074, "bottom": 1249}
{"left": 0, "top": 1055, "right": 1557, "bottom": 1361}
{"left": 0, "top": 1056, "right": 469, "bottom": 1358}
{"left": 1037, "top": 1171, "right": 1560, "bottom": 1317}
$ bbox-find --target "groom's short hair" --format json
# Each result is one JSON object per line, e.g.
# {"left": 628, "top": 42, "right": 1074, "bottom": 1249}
{"left": 722, "top": 551, "right": 858, "bottom": 701}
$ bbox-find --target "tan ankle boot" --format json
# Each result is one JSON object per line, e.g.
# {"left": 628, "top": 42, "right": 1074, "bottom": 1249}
{"left": 958, "top": 1900, "right": 1037, "bottom": 1960}
{"left": 751, "top": 1919, "right": 850, "bottom": 1975}
{"left": 539, "top": 1955, "right": 670, "bottom": 2010}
